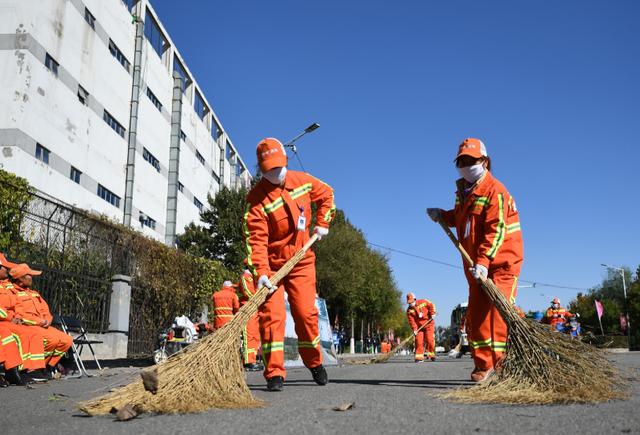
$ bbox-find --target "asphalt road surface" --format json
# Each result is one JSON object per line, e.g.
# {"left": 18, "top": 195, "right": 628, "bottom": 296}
{"left": 1, "top": 352, "right": 638, "bottom": 435}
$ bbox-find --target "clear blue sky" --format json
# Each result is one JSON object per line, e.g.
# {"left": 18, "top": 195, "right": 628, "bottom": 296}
{"left": 151, "top": 0, "right": 639, "bottom": 326}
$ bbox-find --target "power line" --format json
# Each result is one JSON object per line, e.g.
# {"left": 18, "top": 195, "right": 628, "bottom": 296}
{"left": 368, "top": 241, "right": 590, "bottom": 291}
{"left": 293, "top": 150, "right": 307, "bottom": 172}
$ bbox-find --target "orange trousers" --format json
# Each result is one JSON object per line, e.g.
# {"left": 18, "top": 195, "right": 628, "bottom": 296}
{"left": 414, "top": 322, "right": 435, "bottom": 360}
{"left": 0, "top": 324, "right": 22, "bottom": 370}
{"left": 240, "top": 298, "right": 260, "bottom": 364}
{"left": 466, "top": 271, "right": 518, "bottom": 371}
{"left": 259, "top": 258, "right": 321, "bottom": 379}
{"left": 36, "top": 326, "right": 72, "bottom": 367}
{"left": 0, "top": 322, "right": 45, "bottom": 370}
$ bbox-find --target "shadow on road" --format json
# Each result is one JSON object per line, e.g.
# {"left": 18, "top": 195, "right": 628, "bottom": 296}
{"left": 247, "top": 378, "right": 473, "bottom": 391}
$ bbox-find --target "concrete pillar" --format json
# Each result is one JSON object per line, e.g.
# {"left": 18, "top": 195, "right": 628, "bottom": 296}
{"left": 109, "top": 274, "right": 132, "bottom": 333}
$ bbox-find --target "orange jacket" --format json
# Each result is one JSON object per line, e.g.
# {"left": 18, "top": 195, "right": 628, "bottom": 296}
{"left": 243, "top": 171, "right": 336, "bottom": 278}
{"left": 0, "top": 280, "right": 19, "bottom": 322}
{"left": 212, "top": 285, "right": 240, "bottom": 329}
{"left": 237, "top": 270, "right": 256, "bottom": 301}
{"left": 543, "top": 307, "right": 573, "bottom": 326}
{"left": 13, "top": 285, "right": 52, "bottom": 326}
{"left": 406, "top": 299, "right": 436, "bottom": 331}
{"left": 441, "top": 171, "right": 523, "bottom": 276}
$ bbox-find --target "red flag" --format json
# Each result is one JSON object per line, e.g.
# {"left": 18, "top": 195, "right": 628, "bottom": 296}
{"left": 620, "top": 313, "right": 628, "bottom": 333}
{"left": 595, "top": 300, "right": 604, "bottom": 319}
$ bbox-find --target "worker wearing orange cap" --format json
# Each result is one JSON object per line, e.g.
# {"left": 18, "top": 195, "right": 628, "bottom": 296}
{"left": 211, "top": 281, "right": 240, "bottom": 330}
{"left": 405, "top": 293, "right": 437, "bottom": 362}
{"left": 244, "top": 137, "right": 335, "bottom": 391}
{"left": 543, "top": 297, "right": 573, "bottom": 331}
{"left": 0, "top": 254, "right": 45, "bottom": 384}
{"left": 10, "top": 263, "right": 72, "bottom": 371}
{"left": 237, "top": 269, "right": 262, "bottom": 371}
{"left": 427, "top": 138, "right": 523, "bottom": 382}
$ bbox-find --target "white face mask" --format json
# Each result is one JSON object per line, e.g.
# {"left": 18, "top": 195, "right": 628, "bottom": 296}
{"left": 263, "top": 167, "right": 287, "bottom": 185}
{"left": 458, "top": 163, "right": 485, "bottom": 183}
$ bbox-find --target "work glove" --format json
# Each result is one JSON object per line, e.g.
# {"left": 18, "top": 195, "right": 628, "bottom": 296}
{"left": 314, "top": 226, "right": 329, "bottom": 240}
{"left": 413, "top": 330, "right": 418, "bottom": 336}
{"left": 469, "top": 264, "right": 488, "bottom": 281}
{"left": 426, "top": 208, "right": 442, "bottom": 222}
{"left": 258, "top": 275, "right": 277, "bottom": 294}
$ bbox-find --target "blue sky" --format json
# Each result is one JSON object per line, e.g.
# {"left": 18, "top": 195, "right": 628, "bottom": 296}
{"left": 151, "top": 0, "right": 639, "bottom": 326}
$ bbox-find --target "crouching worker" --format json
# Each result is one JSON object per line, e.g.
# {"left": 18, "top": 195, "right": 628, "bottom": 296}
{"left": 10, "top": 264, "right": 72, "bottom": 377}
{"left": 244, "top": 137, "right": 336, "bottom": 391}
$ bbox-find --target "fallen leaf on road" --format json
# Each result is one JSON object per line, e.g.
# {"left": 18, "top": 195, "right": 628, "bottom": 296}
{"left": 115, "top": 403, "right": 140, "bottom": 421}
{"left": 141, "top": 368, "right": 158, "bottom": 394}
{"left": 332, "top": 402, "right": 355, "bottom": 411}
{"left": 48, "top": 393, "right": 69, "bottom": 401}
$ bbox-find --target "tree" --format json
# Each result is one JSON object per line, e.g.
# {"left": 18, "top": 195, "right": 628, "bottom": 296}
{"left": 0, "top": 170, "right": 32, "bottom": 251}
{"left": 176, "top": 186, "right": 248, "bottom": 275}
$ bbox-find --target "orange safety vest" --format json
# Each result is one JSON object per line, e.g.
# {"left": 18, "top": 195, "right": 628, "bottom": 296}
{"left": 544, "top": 307, "right": 573, "bottom": 326}
{"left": 212, "top": 285, "right": 239, "bottom": 329}
{"left": 0, "top": 280, "right": 20, "bottom": 322}
{"left": 237, "top": 270, "right": 256, "bottom": 302}
{"left": 406, "top": 298, "right": 436, "bottom": 331}
{"left": 13, "top": 285, "right": 52, "bottom": 326}
{"left": 243, "top": 170, "right": 336, "bottom": 278}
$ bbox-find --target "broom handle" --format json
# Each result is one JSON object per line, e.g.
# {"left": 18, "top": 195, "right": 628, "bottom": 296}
{"left": 437, "top": 220, "right": 475, "bottom": 268}
{"left": 264, "top": 233, "right": 319, "bottom": 289}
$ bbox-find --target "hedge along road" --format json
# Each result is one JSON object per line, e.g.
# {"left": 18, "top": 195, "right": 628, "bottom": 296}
{"left": 1, "top": 353, "right": 638, "bottom": 435}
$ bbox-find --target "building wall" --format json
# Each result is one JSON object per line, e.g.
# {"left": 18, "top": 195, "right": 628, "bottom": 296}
{"left": 0, "top": 0, "right": 251, "bottom": 243}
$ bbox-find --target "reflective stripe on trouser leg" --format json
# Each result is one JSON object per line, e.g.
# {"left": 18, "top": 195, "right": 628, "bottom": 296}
{"left": 38, "top": 327, "right": 72, "bottom": 367}
{"left": 259, "top": 285, "right": 287, "bottom": 379}
{"left": 414, "top": 328, "right": 425, "bottom": 360}
{"left": 240, "top": 298, "right": 261, "bottom": 365}
{"left": 285, "top": 259, "right": 322, "bottom": 369}
{"left": 425, "top": 323, "right": 436, "bottom": 355}
{"left": 2, "top": 323, "right": 45, "bottom": 370}
{"left": 467, "top": 272, "right": 518, "bottom": 370}
{"left": 0, "top": 327, "right": 22, "bottom": 370}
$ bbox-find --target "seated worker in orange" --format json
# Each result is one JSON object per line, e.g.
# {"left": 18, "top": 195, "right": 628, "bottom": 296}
{"left": 0, "top": 254, "right": 45, "bottom": 384}
{"left": 244, "top": 137, "right": 335, "bottom": 392}
{"left": 10, "top": 263, "right": 72, "bottom": 375}
{"left": 406, "top": 293, "right": 436, "bottom": 362}
{"left": 237, "top": 269, "right": 262, "bottom": 371}
{"left": 428, "top": 138, "right": 523, "bottom": 382}
{"left": 211, "top": 281, "right": 240, "bottom": 330}
{"left": 543, "top": 297, "right": 574, "bottom": 331}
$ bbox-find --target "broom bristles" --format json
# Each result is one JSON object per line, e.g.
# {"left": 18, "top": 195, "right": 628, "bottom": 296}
{"left": 79, "top": 236, "right": 317, "bottom": 415}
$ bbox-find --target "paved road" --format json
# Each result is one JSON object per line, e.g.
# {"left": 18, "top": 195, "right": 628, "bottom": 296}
{"left": 1, "top": 352, "right": 639, "bottom": 435}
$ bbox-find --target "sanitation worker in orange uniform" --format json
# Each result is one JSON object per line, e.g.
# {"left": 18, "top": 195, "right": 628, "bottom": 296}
{"left": 543, "top": 297, "right": 574, "bottom": 331}
{"left": 211, "top": 281, "right": 240, "bottom": 330}
{"left": 244, "top": 137, "right": 335, "bottom": 392}
{"left": 10, "top": 264, "right": 72, "bottom": 372}
{"left": 405, "top": 293, "right": 437, "bottom": 362}
{"left": 428, "top": 138, "right": 523, "bottom": 382}
{"left": 237, "top": 269, "right": 262, "bottom": 371}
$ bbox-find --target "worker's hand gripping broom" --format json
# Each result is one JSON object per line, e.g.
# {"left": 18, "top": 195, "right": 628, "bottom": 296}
{"left": 434, "top": 219, "right": 625, "bottom": 404}
{"left": 80, "top": 235, "right": 319, "bottom": 415}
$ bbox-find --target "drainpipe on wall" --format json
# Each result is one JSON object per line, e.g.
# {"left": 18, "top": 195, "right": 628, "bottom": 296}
{"left": 164, "top": 73, "right": 183, "bottom": 247}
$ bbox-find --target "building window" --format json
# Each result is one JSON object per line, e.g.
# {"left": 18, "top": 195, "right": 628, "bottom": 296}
{"left": 84, "top": 8, "right": 96, "bottom": 30}
{"left": 77, "top": 85, "right": 89, "bottom": 106}
{"left": 139, "top": 212, "right": 156, "bottom": 230}
{"left": 226, "top": 142, "right": 234, "bottom": 161}
{"left": 178, "top": 182, "right": 184, "bottom": 193}
{"left": 45, "top": 53, "right": 59, "bottom": 76}
{"left": 103, "top": 110, "right": 126, "bottom": 138}
{"left": 193, "top": 197, "right": 203, "bottom": 212}
{"left": 146, "top": 87, "right": 162, "bottom": 111}
{"left": 211, "top": 119, "right": 221, "bottom": 141}
{"left": 173, "top": 56, "right": 191, "bottom": 93}
{"left": 194, "top": 90, "right": 208, "bottom": 120}
{"left": 180, "top": 130, "right": 186, "bottom": 142}
{"left": 35, "top": 144, "right": 50, "bottom": 164}
{"left": 70, "top": 166, "right": 82, "bottom": 184}
{"left": 121, "top": 0, "right": 134, "bottom": 9}
{"left": 143, "top": 147, "right": 161, "bottom": 172}
{"left": 144, "top": 11, "right": 168, "bottom": 58}
{"left": 195, "top": 150, "right": 205, "bottom": 166}
{"left": 109, "top": 39, "right": 130, "bottom": 72}
{"left": 97, "top": 184, "right": 121, "bottom": 208}
{"left": 211, "top": 170, "right": 220, "bottom": 183}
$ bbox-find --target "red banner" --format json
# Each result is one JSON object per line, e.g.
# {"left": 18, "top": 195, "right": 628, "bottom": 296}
{"left": 595, "top": 300, "right": 604, "bottom": 319}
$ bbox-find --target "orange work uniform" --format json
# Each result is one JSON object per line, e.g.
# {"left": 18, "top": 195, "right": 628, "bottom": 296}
{"left": 543, "top": 307, "right": 573, "bottom": 328}
{"left": 13, "top": 285, "right": 72, "bottom": 367}
{"left": 0, "top": 280, "right": 45, "bottom": 370}
{"left": 244, "top": 170, "right": 335, "bottom": 379}
{"left": 406, "top": 299, "right": 436, "bottom": 361}
{"left": 212, "top": 283, "right": 240, "bottom": 330}
{"left": 237, "top": 270, "right": 260, "bottom": 364}
{"left": 441, "top": 171, "right": 524, "bottom": 371}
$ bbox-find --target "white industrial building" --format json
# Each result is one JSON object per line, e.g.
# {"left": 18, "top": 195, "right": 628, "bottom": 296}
{"left": 0, "top": 0, "right": 251, "bottom": 245}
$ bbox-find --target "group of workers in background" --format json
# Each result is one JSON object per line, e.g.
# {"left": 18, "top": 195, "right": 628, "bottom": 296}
{"left": 0, "top": 253, "right": 73, "bottom": 387}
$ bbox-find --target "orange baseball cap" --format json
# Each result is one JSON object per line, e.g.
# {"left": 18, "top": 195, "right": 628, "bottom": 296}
{"left": 256, "top": 138, "right": 287, "bottom": 173}
{"left": 455, "top": 138, "right": 488, "bottom": 161}
{"left": 9, "top": 263, "right": 42, "bottom": 280}
{"left": 0, "top": 253, "right": 18, "bottom": 269}
{"left": 406, "top": 292, "right": 415, "bottom": 303}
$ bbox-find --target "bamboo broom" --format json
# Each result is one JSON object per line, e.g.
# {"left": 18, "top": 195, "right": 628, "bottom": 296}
{"left": 435, "top": 220, "right": 626, "bottom": 404}
{"left": 80, "top": 235, "right": 318, "bottom": 415}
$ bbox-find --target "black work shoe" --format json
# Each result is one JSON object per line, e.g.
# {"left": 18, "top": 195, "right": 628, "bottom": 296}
{"left": 0, "top": 374, "right": 9, "bottom": 388}
{"left": 5, "top": 367, "right": 26, "bottom": 386}
{"left": 26, "top": 369, "right": 51, "bottom": 382}
{"left": 244, "top": 363, "right": 263, "bottom": 372}
{"left": 266, "top": 376, "right": 284, "bottom": 392}
{"left": 309, "top": 364, "right": 328, "bottom": 386}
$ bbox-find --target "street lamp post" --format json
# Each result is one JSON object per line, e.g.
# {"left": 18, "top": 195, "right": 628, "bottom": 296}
{"left": 281, "top": 123, "right": 320, "bottom": 172}
{"left": 601, "top": 263, "right": 630, "bottom": 349}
